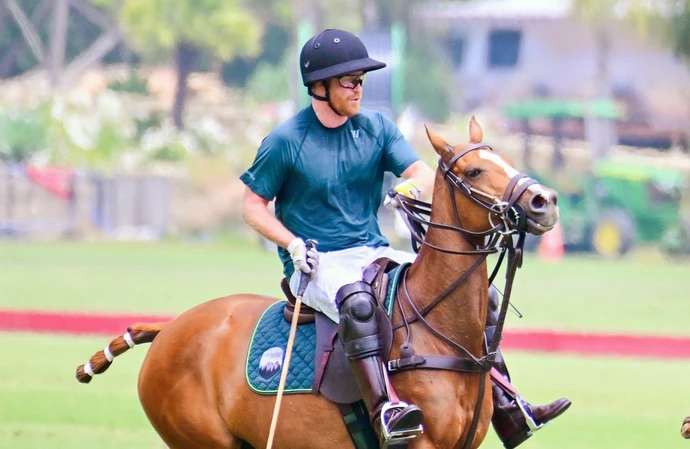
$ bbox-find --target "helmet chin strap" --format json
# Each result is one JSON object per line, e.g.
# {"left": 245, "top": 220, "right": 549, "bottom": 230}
{"left": 308, "top": 83, "right": 344, "bottom": 117}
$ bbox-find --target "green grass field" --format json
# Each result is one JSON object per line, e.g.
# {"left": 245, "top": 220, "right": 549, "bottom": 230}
{"left": 1, "top": 239, "right": 688, "bottom": 335}
{"left": 1, "top": 333, "right": 689, "bottom": 449}
{"left": 1, "top": 239, "right": 689, "bottom": 448}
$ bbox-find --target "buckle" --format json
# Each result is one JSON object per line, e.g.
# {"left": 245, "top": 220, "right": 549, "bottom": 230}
{"left": 387, "top": 360, "right": 399, "bottom": 372}
{"left": 379, "top": 402, "right": 424, "bottom": 448}
{"left": 478, "top": 352, "right": 497, "bottom": 371}
{"left": 387, "top": 356, "right": 424, "bottom": 373}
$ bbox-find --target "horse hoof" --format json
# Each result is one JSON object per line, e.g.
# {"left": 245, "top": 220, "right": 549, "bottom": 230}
{"left": 682, "top": 422, "right": 690, "bottom": 439}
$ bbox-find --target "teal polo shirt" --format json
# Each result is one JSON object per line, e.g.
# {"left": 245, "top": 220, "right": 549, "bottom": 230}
{"left": 240, "top": 105, "right": 419, "bottom": 277}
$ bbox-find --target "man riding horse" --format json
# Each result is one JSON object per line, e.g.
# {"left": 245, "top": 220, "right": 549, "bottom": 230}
{"left": 240, "top": 28, "right": 571, "bottom": 448}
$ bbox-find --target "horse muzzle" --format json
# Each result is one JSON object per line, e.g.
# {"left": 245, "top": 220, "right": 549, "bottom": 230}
{"left": 522, "top": 186, "right": 559, "bottom": 235}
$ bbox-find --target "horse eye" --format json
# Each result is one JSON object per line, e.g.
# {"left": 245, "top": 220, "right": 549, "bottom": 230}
{"left": 465, "top": 168, "right": 482, "bottom": 179}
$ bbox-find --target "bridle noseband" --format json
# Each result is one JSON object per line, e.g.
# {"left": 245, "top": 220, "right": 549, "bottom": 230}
{"left": 439, "top": 142, "right": 538, "bottom": 244}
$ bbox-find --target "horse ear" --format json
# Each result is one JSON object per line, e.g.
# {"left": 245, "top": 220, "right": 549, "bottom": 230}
{"left": 425, "top": 124, "right": 453, "bottom": 158}
{"left": 469, "top": 116, "right": 483, "bottom": 143}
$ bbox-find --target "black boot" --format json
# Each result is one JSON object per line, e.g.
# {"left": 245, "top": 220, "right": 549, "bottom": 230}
{"left": 490, "top": 356, "right": 571, "bottom": 448}
{"left": 486, "top": 286, "right": 571, "bottom": 449}
{"left": 337, "top": 281, "right": 424, "bottom": 448}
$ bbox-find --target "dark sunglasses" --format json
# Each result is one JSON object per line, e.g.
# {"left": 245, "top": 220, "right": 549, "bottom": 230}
{"left": 337, "top": 74, "right": 366, "bottom": 89}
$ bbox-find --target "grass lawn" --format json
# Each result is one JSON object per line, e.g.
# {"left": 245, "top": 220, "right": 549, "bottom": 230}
{"left": 1, "top": 240, "right": 689, "bottom": 448}
{"left": 1, "top": 332, "right": 688, "bottom": 449}
{"left": 0, "top": 239, "right": 688, "bottom": 336}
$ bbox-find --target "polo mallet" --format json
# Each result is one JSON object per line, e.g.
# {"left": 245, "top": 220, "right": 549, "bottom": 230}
{"left": 266, "top": 239, "right": 318, "bottom": 449}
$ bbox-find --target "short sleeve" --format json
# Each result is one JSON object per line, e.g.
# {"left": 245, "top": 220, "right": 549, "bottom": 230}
{"left": 380, "top": 114, "right": 420, "bottom": 177}
{"left": 239, "top": 133, "right": 293, "bottom": 201}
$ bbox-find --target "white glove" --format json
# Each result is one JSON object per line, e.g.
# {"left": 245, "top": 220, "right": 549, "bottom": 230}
{"left": 287, "top": 238, "right": 319, "bottom": 274}
{"left": 383, "top": 179, "right": 422, "bottom": 209}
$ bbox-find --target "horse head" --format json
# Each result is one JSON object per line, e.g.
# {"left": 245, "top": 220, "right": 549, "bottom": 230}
{"left": 425, "top": 116, "right": 558, "bottom": 242}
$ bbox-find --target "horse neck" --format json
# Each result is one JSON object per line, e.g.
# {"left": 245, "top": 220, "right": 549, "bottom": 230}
{"left": 403, "top": 182, "right": 489, "bottom": 355}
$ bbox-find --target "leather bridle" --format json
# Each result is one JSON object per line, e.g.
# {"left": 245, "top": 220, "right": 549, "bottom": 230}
{"left": 388, "top": 142, "right": 541, "bottom": 449}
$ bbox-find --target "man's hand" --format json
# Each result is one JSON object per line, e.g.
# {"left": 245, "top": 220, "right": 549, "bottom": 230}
{"left": 288, "top": 238, "right": 319, "bottom": 274}
{"left": 383, "top": 179, "right": 422, "bottom": 209}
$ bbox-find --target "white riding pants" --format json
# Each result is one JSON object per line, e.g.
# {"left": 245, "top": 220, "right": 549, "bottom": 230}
{"left": 289, "top": 245, "right": 416, "bottom": 323}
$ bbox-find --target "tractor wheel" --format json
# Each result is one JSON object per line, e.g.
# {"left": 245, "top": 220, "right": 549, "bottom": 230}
{"left": 661, "top": 220, "right": 690, "bottom": 258}
{"left": 590, "top": 209, "right": 635, "bottom": 257}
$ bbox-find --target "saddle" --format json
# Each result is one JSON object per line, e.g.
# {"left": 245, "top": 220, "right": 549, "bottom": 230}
{"left": 274, "top": 257, "right": 401, "bottom": 405}
{"left": 247, "top": 259, "right": 405, "bottom": 448}
{"left": 281, "top": 257, "right": 400, "bottom": 325}
{"left": 281, "top": 278, "right": 316, "bottom": 324}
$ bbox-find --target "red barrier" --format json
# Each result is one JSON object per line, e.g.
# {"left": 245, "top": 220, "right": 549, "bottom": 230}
{"left": 0, "top": 310, "right": 175, "bottom": 335}
{"left": 502, "top": 329, "right": 690, "bottom": 359}
{"left": 1, "top": 309, "right": 689, "bottom": 359}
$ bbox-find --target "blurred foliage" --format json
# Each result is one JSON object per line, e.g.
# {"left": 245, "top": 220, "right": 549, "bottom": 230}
{"left": 575, "top": 0, "right": 690, "bottom": 64}
{"left": 245, "top": 57, "right": 291, "bottom": 103}
{"left": 147, "top": 141, "right": 188, "bottom": 162}
{"left": 108, "top": 0, "right": 262, "bottom": 61}
{"left": 670, "top": 1, "right": 690, "bottom": 62}
{"left": 0, "top": 0, "right": 126, "bottom": 79}
{"left": 0, "top": 105, "right": 50, "bottom": 162}
{"left": 88, "top": 0, "right": 265, "bottom": 128}
{"left": 403, "top": 38, "right": 452, "bottom": 123}
{"left": 222, "top": 24, "right": 291, "bottom": 87}
{"left": 107, "top": 69, "right": 150, "bottom": 94}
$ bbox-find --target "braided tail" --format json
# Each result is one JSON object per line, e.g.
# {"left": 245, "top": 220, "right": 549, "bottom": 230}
{"left": 75, "top": 322, "right": 168, "bottom": 384}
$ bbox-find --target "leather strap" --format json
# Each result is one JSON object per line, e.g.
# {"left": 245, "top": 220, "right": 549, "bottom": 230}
{"left": 388, "top": 355, "right": 488, "bottom": 374}
{"left": 490, "top": 367, "right": 521, "bottom": 397}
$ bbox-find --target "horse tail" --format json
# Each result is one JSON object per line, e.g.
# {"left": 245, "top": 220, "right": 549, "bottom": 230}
{"left": 75, "top": 322, "right": 168, "bottom": 384}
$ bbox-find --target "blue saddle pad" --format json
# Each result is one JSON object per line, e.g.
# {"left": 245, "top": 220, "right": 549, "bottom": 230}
{"left": 245, "top": 264, "right": 407, "bottom": 395}
{"left": 246, "top": 301, "right": 317, "bottom": 394}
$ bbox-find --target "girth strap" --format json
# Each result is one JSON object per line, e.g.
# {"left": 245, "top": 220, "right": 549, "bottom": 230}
{"left": 337, "top": 402, "right": 380, "bottom": 449}
{"left": 388, "top": 354, "right": 488, "bottom": 374}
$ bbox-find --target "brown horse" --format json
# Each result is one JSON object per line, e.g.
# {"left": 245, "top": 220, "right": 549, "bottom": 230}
{"left": 682, "top": 416, "right": 690, "bottom": 439}
{"left": 76, "top": 117, "right": 559, "bottom": 449}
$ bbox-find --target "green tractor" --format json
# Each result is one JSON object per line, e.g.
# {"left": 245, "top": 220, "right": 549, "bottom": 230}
{"left": 503, "top": 98, "right": 690, "bottom": 257}
{"left": 531, "top": 161, "right": 689, "bottom": 257}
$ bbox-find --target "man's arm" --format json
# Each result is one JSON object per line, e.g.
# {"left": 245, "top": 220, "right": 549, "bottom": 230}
{"left": 241, "top": 187, "right": 296, "bottom": 249}
{"left": 400, "top": 160, "right": 436, "bottom": 201}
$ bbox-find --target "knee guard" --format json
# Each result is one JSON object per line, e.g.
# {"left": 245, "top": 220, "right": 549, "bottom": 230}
{"left": 337, "top": 281, "right": 383, "bottom": 360}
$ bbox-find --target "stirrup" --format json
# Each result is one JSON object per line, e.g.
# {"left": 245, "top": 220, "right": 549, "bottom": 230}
{"left": 379, "top": 402, "right": 424, "bottom": 449}
{"left": 516, "top": 397, "right": 544, "bottom": 433}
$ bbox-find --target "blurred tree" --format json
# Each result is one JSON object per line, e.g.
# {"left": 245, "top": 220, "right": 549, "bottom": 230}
{"left": 575, "top": 1, "right": 690, "bottom": 67}
{"left": 669, "top": 1, "right": 690, "bottom": 62}
{"left": 0, "top": 106, "right": 50, "bottom": 229}
{"left": 0, "top": 107, "right": 49, "bottom": 163}
{"left": 403, "top": 37, "right": 451, "bottom": 123}
{"left": 95, "top": 0, "right": 263, "bottom": 129}
{"left": 0, "top": 0, "right": 124, "bottom": 79}
{"left": 222, "top": 24, "right": 290, "bottom": 87}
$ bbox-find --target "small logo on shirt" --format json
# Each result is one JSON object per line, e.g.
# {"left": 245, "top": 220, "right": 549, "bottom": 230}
{"left": 351, "top": 129, "right": 360, "bottom": 139}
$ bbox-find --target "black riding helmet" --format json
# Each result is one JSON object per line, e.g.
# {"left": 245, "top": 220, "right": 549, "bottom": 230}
{"left": 300, "top": 29, "right": 386, "bottom": 88}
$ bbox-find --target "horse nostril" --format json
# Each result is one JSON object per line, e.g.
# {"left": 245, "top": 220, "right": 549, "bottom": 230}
{"left": 530, "top": 194, "right": 547, "bottom": 212}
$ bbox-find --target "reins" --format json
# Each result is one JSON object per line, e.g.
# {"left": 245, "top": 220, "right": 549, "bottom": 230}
{"left": 388, "top": 142, "right": 536, "bottom": 449}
